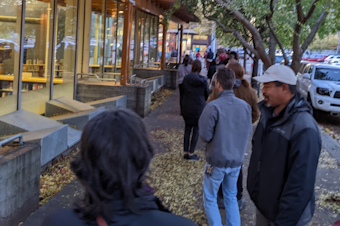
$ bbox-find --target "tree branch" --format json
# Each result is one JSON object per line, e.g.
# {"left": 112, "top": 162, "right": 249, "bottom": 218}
{"left": 266, "top": 18, "right": 289, "bottom": 64}
{"left": 304, "top": 0, "right": 320, "bottom": 23}
{"left": 204, "top": 15, "right": 260, "bottom": 58}
{"left": 216, "top": 0, "right": 272, "bottom": 68}
{"left": 301, "top": 9, "right": 329, "bottom": 52}
{"left": 295, "top": 0, "right": 304, "bottom": 22}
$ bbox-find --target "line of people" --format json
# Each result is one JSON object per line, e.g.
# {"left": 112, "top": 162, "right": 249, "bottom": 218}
{"left": 41, "top": 51, "right": 322, "bottom": 226}
{"left": 178, "top": 50, "right": 322, "bottom": 226}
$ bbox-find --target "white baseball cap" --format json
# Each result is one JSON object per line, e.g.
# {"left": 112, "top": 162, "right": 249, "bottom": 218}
{"left": 253, "top": 65, "right": 297, "bottom": 85}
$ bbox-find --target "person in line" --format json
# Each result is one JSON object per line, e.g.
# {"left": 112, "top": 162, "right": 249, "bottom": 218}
{"left": 177, "top": 55, "right": 191, "bottom": 115}
{"left": 207, "top": 53, "right": 228, "bottom": 82}
{"left": 196, "top": 50, "right": 201, "bottom": 59}
{"left": 213, "top": 62, "right": 260, "bottom": 210}
{"left": 41, "top": 109, "right": 197, "bottom": 226}
{"left": 199, "top": 68, "right": 252, "bottom": 226}
{"left": 248, "top": 65, "right": 321, "bottom": 226}
{"left": 182, "top": 60, "right": 209, "bottom": 161}
{"left": 206, "top": 49, "right": 214, "bottom": 69}
{"left": 228, "top": 51, "right": 239, "bottom": 64}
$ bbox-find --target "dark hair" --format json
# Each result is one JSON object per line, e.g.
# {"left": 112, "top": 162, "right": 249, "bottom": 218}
{"left": 191, "top": 59, "right": 201, "bottom": 73}
{"left": 229, "top": 51, "right": 239, "bottom": 60}
{"left": 216, "top": 68, "right": 235, "bottom": 90}
{"left": 274, "top": 81, "right": 296, "bottom": 94}
{"left": 71, "top": 109, "right": 154, "bottom": 223}
{"left": 227, "top": 62, "right": 244, "bottom": 79}
{"left": 183, "top": 55, "right": 190, "bottom": 66}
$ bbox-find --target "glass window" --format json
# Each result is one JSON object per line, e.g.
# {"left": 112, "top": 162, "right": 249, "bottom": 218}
{"left": 193, "top": 35, "right": 208, "bottom": 40}
{"left": 130, "top": 9, "right": 135, "bottom": 75}
{"left": 157, "top": 23, "right": 163, "bottom": 62}
{"left": 138, "top": 11, "right": 144, "bottom": 65}
{"left": 21, "top": 0, "right": 52, "bottom": 114}
{"left": 53, "top": 0, "right": 78, "bottom": 100}
{"left": 315, "top": 68, "right": 340, "bottom": 81}
{"left": 149, "top": 16, "right": 157, "bottom": 63}
{"left": 104, "top": 0, "right": 117, "bottom": 74}
{"left": 0, "top": 1, "right": 22, "bottom": 116}
{"left": 143, "top": 14, "right": 149, "bottom": 65}
{"left": 89, "top": 0, "right": 105, "bottom": 74}
{"left": 115, "top": 3, "right": 124, "bottom": 72}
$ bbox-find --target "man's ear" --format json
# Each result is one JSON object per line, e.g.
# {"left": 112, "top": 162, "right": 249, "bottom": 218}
{"left": 282, "top": 83, "right": 290, "bottom": 93}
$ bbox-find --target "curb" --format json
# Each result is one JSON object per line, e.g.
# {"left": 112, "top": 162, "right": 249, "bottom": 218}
{"left": 321, "top": 131, "right": 340, "bottom": 165}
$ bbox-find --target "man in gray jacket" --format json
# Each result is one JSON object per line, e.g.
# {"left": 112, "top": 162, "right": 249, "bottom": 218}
{"left": 199, "top": 68, "right": 252, "bottom": 226}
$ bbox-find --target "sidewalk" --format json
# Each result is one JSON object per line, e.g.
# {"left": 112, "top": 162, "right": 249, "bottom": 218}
{"left": 22, "top": 90, "right": 340, "bottom": 226}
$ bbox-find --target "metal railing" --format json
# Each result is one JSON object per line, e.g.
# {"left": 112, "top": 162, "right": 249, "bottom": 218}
{"left": 130, "top": 74, "right": 137, "bottom": 86}
{"left": 141, "top": 79, "right": 147, "bottom": 87}
{"left": 77, "top": 73, "right": 118, "bottom": 84}
{"left": 0, "top": 134, "right": 24, "bottom": 153}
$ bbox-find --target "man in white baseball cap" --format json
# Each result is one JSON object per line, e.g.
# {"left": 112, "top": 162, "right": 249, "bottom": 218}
{"left": 247, "top": 64, "right": 321, "bottom": 226}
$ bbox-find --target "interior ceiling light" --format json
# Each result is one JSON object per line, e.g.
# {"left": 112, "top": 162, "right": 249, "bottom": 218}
{"left": 118, "top": 11, "right": 123, "bottom": 14}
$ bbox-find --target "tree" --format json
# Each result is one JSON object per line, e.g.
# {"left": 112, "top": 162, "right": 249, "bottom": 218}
{"left": 180, "top": 0, "right": 340, "bottom": 73}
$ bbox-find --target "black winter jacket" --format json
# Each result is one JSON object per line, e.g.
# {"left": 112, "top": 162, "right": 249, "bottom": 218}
{"left": 182, "top": 72, "right": 209, "bottom": 125}
{"left": 247, "top": 94, "right": 321, "bottom": 226}
{"left": 41, "top": 196, "right": 197, "bottom": 226}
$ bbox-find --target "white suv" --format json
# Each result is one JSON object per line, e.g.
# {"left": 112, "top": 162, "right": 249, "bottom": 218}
{"left": 297, "top": 63, "right": 340, "bottom": 116}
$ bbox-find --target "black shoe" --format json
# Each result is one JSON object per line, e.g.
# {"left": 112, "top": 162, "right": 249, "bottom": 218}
{"left": 184, "top": 154, "right": 188, "bottom": 159}
{"left": 186, "top": 154, "right": 201, "bottom": 161}
{"left": 238, "top": 198, "right": 245, "bottom": 210}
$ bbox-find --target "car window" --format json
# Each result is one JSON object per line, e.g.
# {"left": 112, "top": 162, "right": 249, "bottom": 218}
{"left": 309, "top": 54, "right": 316, "bottom": 58}
{"left": 299, "top": 63, "right": 306, "bottom": 73}
{"left": 315, "top": 68, "right": 340, "bottom": 81}
{"left": 334, "top": 60, "right": 339, "bottom": 64}
{"left": 303, "top": 65, "right": 309, "bottom": 74}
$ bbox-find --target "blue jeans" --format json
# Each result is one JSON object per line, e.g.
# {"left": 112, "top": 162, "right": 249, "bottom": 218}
{"left": 203, "top": 163, "right": 241, "bottom": 226}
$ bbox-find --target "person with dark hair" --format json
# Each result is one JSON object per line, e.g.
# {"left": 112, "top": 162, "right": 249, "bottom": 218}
{"left": 248, "top": 65, "right": 321, "bottom": 226}
{"left": 195, "top": 50, "right": 201, "bottom": 59}
{"left": 214, "top": 62, "right": 260, "bottom": 210}
{"left": 178, "top": 55, "right": 192, "bottom": 115}
{"left": 207, "top": 53, "right": 228, "bottom": 81}
{"left": 181, "top": 59, "right": 209, "bottom": 161}
{"left": 41, "top": 109, "right": 197, "bottom": 226}
{"left": 199, "top": 68, "right": 252, "bottom": 226}
{"left": 229, "top": 51, "right": 239, "bottom": 61}
{"left": 206, "top": 49, "right": 214, "bottom": 69}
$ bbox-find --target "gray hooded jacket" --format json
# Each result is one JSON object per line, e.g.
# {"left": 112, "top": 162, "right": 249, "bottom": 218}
{"left": 199, "top": 90, "right": 252, "bottom": 168}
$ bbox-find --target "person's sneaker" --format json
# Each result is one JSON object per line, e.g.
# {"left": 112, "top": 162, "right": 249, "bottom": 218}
{"left": 183, "top": 154, "right": 188, "bottom": 159}
{"left": 186, "top": 154, "right": 201, "bottom": 161}
{"left": 238, "top": 198, "right": 246, "bottom": 210}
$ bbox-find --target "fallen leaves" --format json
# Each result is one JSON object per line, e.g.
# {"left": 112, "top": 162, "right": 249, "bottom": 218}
{"left": 150, "top": 88, "right": 173, "bottom": 112}
{"left": 318, "top": 149, "right": 339, "bottom": 169}
{"left": 148, "top": 128, "right": 208, "bottom": 226}
{"left": 316, "top": 189, "right": 340, "bottom": 214}
{"left": 39, "top": 150, "right": 78, "bottom": 206}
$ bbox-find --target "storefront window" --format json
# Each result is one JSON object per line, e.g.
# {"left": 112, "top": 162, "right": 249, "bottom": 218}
{"left": 115, "top": 3, "right": 124, "bottom": 72}
{"left": 89, "top": 0, "right": 105, "bottom": 74}
{"left": 0, "top": 0, "right": 22, "bottom": 116}
{"left": 21, "top": 0, "right": 52, "bottom": 114}
{"left": 193, "top": 35, "right": 208, "bottom": 40}
{"left": 157, "top": 23, "right": 162, "bottom": 62}
{"left": 143, "top": 14, "right": 149, "bottom": 65}
{"left": 130, "top": 9, "right": 135, "bottom": 75}
{"left": 53, "top": 0, "right": 78, "bottom": 100}
{"left": 104, "top": 0, "right": 117, "bottom": 74}
{"left": 149, "top": 16, "right": 157, "bottom": 63}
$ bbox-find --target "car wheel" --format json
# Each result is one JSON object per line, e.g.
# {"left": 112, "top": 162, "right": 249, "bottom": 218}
{"left": 307, "top": 94, "right": 321, "bottom": 119}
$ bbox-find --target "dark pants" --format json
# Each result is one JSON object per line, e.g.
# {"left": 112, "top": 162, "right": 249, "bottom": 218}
{"left": 218, "top": 165, "right": 243, "bottom": 200}
{"left": 179, "top": 84, "right": 184, "bottom": 115}
{"left": 184, "top": 123, "right": 199, "bottom": 154}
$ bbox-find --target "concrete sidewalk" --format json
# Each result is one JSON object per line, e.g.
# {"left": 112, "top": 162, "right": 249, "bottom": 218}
{"left": 22, "top": 89, "right": 340, "bottom": 226}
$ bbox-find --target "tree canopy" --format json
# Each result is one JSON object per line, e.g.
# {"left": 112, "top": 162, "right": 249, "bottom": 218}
{"left": 180, "top": 0, "right": 340, "bottom": 73}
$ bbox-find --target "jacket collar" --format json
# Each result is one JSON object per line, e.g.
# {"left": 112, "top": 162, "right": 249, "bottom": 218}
{"left": 218, "top": 90, "right": 234, "bottom": 98}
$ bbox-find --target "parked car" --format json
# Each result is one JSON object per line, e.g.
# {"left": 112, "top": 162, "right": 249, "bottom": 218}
{"left": 275, "top": 55, "right": 284, "bottom": 65}
{"left": 296, "top": 63, "right": 340, "bottom": 116}
{"left": 324, "top": 55, "right": 336, "bottom": 64}
{"left": 278, "top": 55, "right": 292, "bottom": 65}
{"left": 330, "top": 58, "right": 340, "bottom": 66}
{"left": 301, "top": 54, "right": 328, "bottom": 62}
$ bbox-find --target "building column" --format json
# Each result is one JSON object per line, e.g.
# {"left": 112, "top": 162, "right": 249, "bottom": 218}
{"left": 179, "top": 25, "right": 183, "bottom": 64}
{"left": 121, "top": 1, "right": 133, "bottom": 85}
{"left": 161, "top": 23, "right": 166, "bottom": 70}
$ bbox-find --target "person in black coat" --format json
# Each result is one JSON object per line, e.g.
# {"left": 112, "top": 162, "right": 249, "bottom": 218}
{"left": 41, "top": 110, "right": 197, "bottom": 226}
{"left": 182, "top": 60, "right": 209, "bottom": 161}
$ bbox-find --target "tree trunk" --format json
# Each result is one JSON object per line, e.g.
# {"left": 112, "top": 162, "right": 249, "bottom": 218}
{"left": 268, "top": 32, "right": 276, "bottom": 67}
{"left": 291, "top": 50, "right": 303, "bottom": 74}
{"left": 251, "top": 57, "right": 259, "bottom": 88}
{"left": 243, "top": 47, "right": 247, "bottom": 69}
